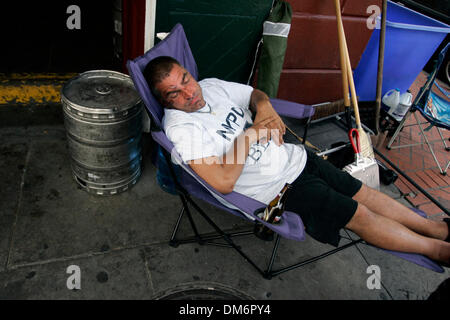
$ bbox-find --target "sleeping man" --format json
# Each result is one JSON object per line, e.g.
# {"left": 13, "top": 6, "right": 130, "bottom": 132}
{"left": 144, "top": 56, "right": 450, "bottom": 266}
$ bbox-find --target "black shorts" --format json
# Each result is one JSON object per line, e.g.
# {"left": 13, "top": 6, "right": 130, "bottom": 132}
{"left": 285, "top": 149, "right": 362, "bottom": 247}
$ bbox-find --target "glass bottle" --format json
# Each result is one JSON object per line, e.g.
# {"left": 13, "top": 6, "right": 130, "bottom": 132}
{"left": 254, "top": 183, "right": 291, "bottom": 241}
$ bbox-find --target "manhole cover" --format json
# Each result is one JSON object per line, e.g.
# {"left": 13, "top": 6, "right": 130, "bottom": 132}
{"left": 153, "top": 282, "right": 254, "bottom": 300}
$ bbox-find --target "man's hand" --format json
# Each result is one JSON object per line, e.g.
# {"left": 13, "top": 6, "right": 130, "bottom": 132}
{"left": 250, "top": 89, "right": 286, "bottom": 146}
{"left": 245, "top": 117, "right": 276, "bottom": 145}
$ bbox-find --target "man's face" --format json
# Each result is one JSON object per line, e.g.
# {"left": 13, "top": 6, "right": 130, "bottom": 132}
{"left": 155, "top": 64, "right": 206, "bottom": 112}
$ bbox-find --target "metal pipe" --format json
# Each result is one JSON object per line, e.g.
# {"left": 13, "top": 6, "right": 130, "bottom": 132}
{"left": 375, "top": 0, "right": 387, "bottom": 135}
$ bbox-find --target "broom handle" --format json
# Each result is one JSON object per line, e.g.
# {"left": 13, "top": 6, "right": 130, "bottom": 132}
{"left": 334, "top": 0, "right": 363, "bottom": 129}
{"left": 334, "top": 0, "right": 350, "bottom": 109}
{"left": 334, "top": 0, "right": 352, "bottom": 131}
{"left": 342, "top": 27, "right": 363, "bottom": 129}
{"left": 286, "top": 126, "right": 321, "bottom": 152}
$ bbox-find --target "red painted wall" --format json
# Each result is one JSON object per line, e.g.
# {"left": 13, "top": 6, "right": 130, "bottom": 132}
{"left": 122, "top": 0, "right": 146, "bottom": 73}
{"left": 278, "top": 0, "right": 382, "bottom": 104}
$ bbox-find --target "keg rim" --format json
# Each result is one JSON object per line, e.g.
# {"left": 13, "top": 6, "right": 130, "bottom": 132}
{"left": 73, "top": 167, "right": 141, "bottom": 196}
{"left": 61, "top": 70, "right": 142, "bottom": 116}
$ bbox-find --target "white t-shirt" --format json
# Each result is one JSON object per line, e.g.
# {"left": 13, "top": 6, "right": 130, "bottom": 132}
{"left": 163, "top": 78, "right": 307, "bottom": 205}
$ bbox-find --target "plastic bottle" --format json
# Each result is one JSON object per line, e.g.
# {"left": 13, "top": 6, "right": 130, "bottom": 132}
{"left": 382, "top": 89, "right": 401, "bottom": 116}
{"left": 156, "top": 146, "right": 181, "bottom": 195}
{"left": 392, "top": 90, "right": 413, "bottom": 121}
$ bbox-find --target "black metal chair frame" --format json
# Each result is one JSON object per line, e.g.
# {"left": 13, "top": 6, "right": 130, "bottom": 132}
{"left": 150, "top": 110, "right": 363, "bottom": 280}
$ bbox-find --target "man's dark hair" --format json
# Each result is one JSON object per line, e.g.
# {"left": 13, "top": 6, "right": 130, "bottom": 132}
{"left": 143, "top": 56, "right": 181, "bottom": 105}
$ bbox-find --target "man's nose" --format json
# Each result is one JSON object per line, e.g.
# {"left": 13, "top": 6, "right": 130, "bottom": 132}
{"left": 181, "top": 86, "right": 195, "bottom": 99}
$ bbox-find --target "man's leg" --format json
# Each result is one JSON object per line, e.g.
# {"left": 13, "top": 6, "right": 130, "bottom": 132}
{"left": 303, "top": 150, "right": 448, "bottom": 241}
{"left": 346, "top": 203, "right": 450, "bottom": 263}
{"left": 353, "top": 184, "right": 449, "bottom": 241}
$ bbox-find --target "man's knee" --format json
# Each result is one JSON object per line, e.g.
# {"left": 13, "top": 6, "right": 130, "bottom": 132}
{"left": 352, "top": 183, "right": 374, "bottom": 204}
{"left": 345, "top": 203, "right": 375, "bottom": 231}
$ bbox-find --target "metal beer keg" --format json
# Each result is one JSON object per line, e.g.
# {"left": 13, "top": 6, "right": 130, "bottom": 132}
{"left": 61, "top": 70, "right": 143, "bottom": 195}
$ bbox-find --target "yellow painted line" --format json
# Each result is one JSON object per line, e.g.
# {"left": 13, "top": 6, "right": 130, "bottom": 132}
{"left": 0, "top": 73, "right": 78, "bottom": 81}
{"left": 0, "top": 73, "right": 78, "bottom": 105}
{"left": 0, "top": 83, "right": 63, "bottom": 104}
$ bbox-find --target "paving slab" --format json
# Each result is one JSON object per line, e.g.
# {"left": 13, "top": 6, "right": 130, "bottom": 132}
{"left": 0, "top": 248, "right": 153, "bottom": 300}
{"left": 8, "top": 138, "right": 115, "bottom": 266}
{"left": 379, "top": 182, "right": 403, "bottom": 200}
{"left": 352, "top": 242, "right": 449, "bottom": 300}
{"left": 0, "top": 142, "right": 28, "bottom": 272}
{"left": 3, "top": 126, "right": 249, "bottom": 268}
{"left": 7, "top": 137, "right": 176, "bottom": 266}
{"left": 145, "top": 233, "right": 388, "bottom": 300}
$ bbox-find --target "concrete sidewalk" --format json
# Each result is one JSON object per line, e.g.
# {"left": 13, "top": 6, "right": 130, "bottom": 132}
{"left": 0, "top": 119, "right": 448, "bottom": 300}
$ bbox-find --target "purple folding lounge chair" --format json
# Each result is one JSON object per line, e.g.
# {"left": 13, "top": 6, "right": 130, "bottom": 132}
{"left": 127, "top": 23, "right": 444, "bottom": 278}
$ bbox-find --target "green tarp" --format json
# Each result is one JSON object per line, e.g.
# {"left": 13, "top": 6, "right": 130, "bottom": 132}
{"left": 256, "top": 0, "right": 292, "bottom": 98}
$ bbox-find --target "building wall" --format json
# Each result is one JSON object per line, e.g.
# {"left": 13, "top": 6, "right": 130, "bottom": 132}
{"left": 155, "top": 0, "right": 273, "bottom": 84}
{"left": 278, "top": 0, "right": 382, "bottom": 104}
{"left": 0, "top": 1, "right": 381, "bottom": 108}
{"left": 153, "top": 0, "right": 381, "bottom": 105}
{"left": 0, "top": 1, "right": 117, "bottom": 74}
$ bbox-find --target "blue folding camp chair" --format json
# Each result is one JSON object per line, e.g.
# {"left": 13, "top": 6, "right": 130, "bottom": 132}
{"left": 127, "top": 23, "right": 444, "bottom": 278}
{"left": 387, "top": 43, "right": 450, "bottom": 175}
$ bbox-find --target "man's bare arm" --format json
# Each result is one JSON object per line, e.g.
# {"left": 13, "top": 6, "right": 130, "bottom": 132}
{"left": 188, "top": 117, "right": 274, "bottom": 194}
{"left": 249, "top": 89, "right": 286, "bottom": 145}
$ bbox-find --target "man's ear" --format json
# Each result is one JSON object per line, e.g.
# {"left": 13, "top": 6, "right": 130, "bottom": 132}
{"left": 160, "top": 98, "right": 170, "bottom": 108}
{"left": 160, "top": 99, "right": 172, "bottom": 109}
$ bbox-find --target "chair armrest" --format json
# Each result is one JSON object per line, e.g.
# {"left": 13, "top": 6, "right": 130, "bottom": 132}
{"left": 270, "top": 98, "right": 315, "bottom": 120}
{"left": 220, "top": 191, "right": 306, "bottom": 241}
